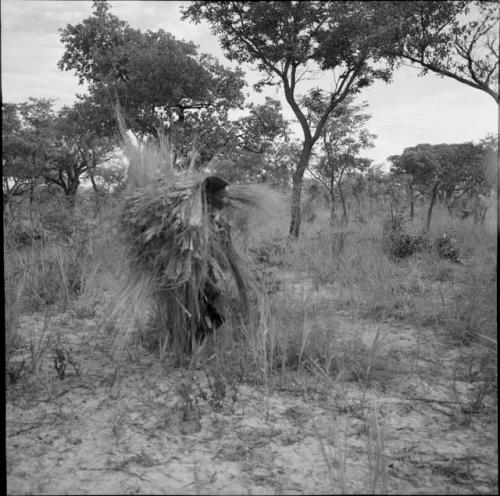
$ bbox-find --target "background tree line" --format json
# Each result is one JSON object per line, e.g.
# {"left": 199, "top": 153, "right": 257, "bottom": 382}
{"left": 2, "top": 0, "right": 498, "bottom": 236}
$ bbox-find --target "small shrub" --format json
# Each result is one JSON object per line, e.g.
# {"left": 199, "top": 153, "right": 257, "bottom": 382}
{"left": 382, "top": 214, "right": 431, "bottom": 260}
{"left": 444, "top": 268, "right": 497, "bottom": 345}
{"left": 435, "top": 233, "right": 461, "bottom": 263}
{"left": 8, "top": 239, "right": 89, "bottom": 312}
{"left": 4, "top": 220, "right": 47, "bottom": 248}
{"left": 249, "top": 238, "right": 289, "bottom": 266}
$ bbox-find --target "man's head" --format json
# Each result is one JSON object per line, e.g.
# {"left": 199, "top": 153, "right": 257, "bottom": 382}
{"left": 204, "top": 176, "right": 228, "bottom": 211}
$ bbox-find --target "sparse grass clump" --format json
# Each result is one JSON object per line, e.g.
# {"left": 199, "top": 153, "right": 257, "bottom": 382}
{"left": 5, "top": 239, "right": 88, "bottom": 312}
{"left": 444, "top": 266, "right": 497, "bottom": 346}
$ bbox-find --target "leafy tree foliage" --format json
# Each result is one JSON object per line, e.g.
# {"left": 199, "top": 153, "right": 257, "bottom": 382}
{"left": 377, "top": 1, "right": 499, "bottom": 102}
{"left": 2, "top": 98, "right": 57, "bottom": 216}
{"left": 389, "top": 141, "right": 490, "bottom": 229}
{"left": 58, "top": 0, "right": 246, "bottom": 159}
{"left": 236, "top": 97, "right": 289, "bottom": 154}
{"left": 205, "top": 98, "right": 290, "bottom": 183}
{"left": 307, "top": 96, "right": 376, "bottom": 224}
{"left": 173, "top": 96, "right": 288, "bottom": 169}
{"left": 2, "top": 97, "right": 117, "bottom": 210}
{"left": 183, "top": 1, "right": 397, "bottom": 237}
{"left": 3, "top": 103, "right": 34, "bottom": 208}
{"left": 44, "top": 98, "right": 117, "bottom": 204}
{"left": 211, "top": 138, "right": 299, "bottom": 185}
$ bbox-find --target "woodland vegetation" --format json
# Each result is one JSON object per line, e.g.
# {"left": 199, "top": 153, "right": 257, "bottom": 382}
{"left": 5, "top": 2, "right": 498, "bottom": 494}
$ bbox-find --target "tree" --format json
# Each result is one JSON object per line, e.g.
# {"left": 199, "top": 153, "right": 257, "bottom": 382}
{"left": 207, "top": 98, "right": 290, "bottom": 183}
{"left": 182, "top": 1, "right": 396, "bottom": 237}
{"left": 2, "top": 103, "right": 32, "bottom": 217}
{"left": 2, "top": 96, "right": 118, "bottom": 217}
{"left": 5, "top": 98, "right": 58, "bottom": 217}
{"left": 42, "top": 97, "right": 117, "bottom": 208}
{"left": 307, "top": 96, "right": 376, "bottom": 225}
{"left": 58, "top": 0, "right": 246, "bottom": 158}
{"left": 172, "top": 96, "right": 288, "bottom": 169}
{"left": 377, "top": 1, "right": 499, "bottom": 102}
{"left": 388, "top": 152, "right": 427, "bottom": 221}
{"left": 235, "top": 97, "right": 289, "bottom": 154}
{"left": 389, "top": 142, "right": 488, "bottom": 229}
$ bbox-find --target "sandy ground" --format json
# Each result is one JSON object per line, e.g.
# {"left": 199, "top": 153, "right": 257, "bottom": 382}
{"left": 6, "top": 280, "right": 498, "bottom": 495}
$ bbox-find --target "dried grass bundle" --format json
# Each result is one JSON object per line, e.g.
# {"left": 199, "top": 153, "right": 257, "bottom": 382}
{"left": 118, "top": 174, "right": 259, "bottom": 359}
{"left": 104, "top": 107, "right": 265, "bottom": 361}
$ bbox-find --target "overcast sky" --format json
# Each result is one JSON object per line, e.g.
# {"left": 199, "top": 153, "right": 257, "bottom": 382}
{"left": 1, "top": 0, "right": 498, "bottom": 168}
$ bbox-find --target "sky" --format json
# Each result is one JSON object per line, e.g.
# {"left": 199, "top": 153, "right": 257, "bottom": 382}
{"left": 1, "top": 0, "right": 498, "bottom": 169}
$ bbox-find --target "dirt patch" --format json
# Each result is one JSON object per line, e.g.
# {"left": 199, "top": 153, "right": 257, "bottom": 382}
{"left": 6, "top": 308, "right": 498, "bottom": 494}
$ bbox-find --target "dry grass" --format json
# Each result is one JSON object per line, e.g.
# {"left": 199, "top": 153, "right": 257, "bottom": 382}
{"left": 5, "top": 172, "right": 497, "bottom": 494}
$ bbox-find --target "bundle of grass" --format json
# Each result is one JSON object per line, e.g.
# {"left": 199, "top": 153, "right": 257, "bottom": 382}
{"left": 117, "top": 174, "right": 262, "bottom": 361}
{"left": 102, "top": 107, "right": 266, "bottom": 362}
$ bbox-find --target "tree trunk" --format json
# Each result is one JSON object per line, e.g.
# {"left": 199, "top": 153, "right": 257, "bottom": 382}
{"left": 65, "top": 179, "right": 80, "bottom": 210}
{"left": 408, "top": 184, "right": 415, "bottom": 220}
{"left": 29, "top": 183, "right": 36, "bottom": 223}
{"left": 289, "top": 141, "right": 313, "bottom": 238}
{"left": 88, "top": 171, "right": 101, "bottom": 217}
{"left": 425, "top": 184, "right": 439, "bottom": 231}
{"left": 328, "top": 177, "right": 336, "bottom": 226}
{"left": 329, "top": 194, "right": 336, "bottom": 226}
{"left": 4, "top": 195, "right": 13, "bottom": 223}
{"left": 338, "top": 183, "right": 349, "bottom": 226}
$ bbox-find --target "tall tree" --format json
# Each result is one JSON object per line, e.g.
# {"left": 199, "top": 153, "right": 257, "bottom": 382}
{"left": 377, "top": 1, "right": 499, "bottom": 102}
{"left": 182, "top": 1, "right": 395, "bottom": 237}
{"left": 307, "top": 96, "right": 376, "bottom": 224}
{"left": 58, "top": 0, "right": 246, "bottom": 157}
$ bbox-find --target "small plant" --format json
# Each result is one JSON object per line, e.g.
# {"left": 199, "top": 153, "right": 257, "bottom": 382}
{"left": 366, "top": 409, "right": 389, "bottom": 494}
{"left": 6, "top": 359, "right": 25, "bottom": 384}
{"left": 382, "top": 212, "right": 431, "bottom": 259}
{"left": 249, "top": 238, "right": 289, "bottom": 266}
{"left": 435, "top": 232, "right": 461, "bottom": 263}
{"left": 27, "top": 311, "right": 53, "bottom": 375}
{"left": 4, "top": 219, "right": 47, "bottom": 248}
{"left": 53, "top": 344, "right": 80, "bottom": 380}
{"left": 176, "top": 376, "right": 202, "bottom": 422}
{"left": 111, "top": 412, "right": 128, "bottom": 447}
{"left": 53, "top": 346, "right": 67, "bottom": 380}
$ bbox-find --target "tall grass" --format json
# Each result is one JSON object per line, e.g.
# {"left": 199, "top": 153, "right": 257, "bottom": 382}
{"left": 218, "top": 196, "right": 497, "bottom": 390}
{"left": 5, "top": 161, "right": 496, "bottom": 405}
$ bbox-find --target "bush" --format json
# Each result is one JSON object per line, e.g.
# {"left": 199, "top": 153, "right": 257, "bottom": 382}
{"left": 4, "top": 220, "right": 47, "bottom": 249}
{"left": 382, "top": 213, "right": 431, "bottom": 260}
{"left": 435, "top": 233, "right": 461, "bottom": 263}
{"left": 249, "top": 238, "right": 290, "bottom": 266}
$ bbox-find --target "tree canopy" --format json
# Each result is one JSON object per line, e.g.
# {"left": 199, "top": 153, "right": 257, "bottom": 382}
{"left": 307, "top": 95, "right": 375, "bottom": 224}
{"left": 2, "top": 97, "right": 117, "bottom": 210}
{"left": 376, "top": 1, "right": 499, "bottom": 102}
{"left": 389, "top": 141, "right": 491, "bottom": 228}
{"left": 183, "top": 0, "right": 397, "bottom": 237}
{"left": 58, "top": 0, "right": 246, "bottom": 141}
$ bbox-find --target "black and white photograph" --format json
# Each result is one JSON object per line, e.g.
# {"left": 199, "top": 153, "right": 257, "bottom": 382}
{"left": 3, "top": 1, "right": 498, "bottom": 494}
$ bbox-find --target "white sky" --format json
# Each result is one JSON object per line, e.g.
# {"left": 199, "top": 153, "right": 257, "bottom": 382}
{"left": 1, "top": 0, "right": 498, "bottom": 168}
